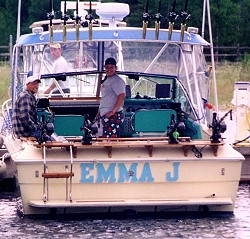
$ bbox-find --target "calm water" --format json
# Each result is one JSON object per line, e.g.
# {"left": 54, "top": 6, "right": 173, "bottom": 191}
{"left": 0, "top": 184, "right": 250, "bottom": 239}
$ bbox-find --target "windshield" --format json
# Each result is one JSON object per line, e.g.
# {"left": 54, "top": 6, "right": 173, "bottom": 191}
{"left": 12, "top": 39, "right": 209, "bottom": 123}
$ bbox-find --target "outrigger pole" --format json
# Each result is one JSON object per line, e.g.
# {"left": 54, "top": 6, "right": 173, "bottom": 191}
{"left": 201, "top": 0, "right": 206, "bottom": 39}
{"left": 142, "top": 0, "right": 150, "bottom": 39}
{"left": 154, "top": 0, "right": 162, "bottom": 40}
{"left": 62, "top": 0, "right": 69, "bottom": 42}
{"left": 16, "top": 0, "right": 21, "bottom": 42}
{"left": 180, "top": 0, "right": 190, "bottom": 42}
{"left": 168, "top": 0, "right": 178, "bottom": 41}
{"left": 85, "top": 0, "right": 94, "bottom": 40}
{"left": 203, "top": 0, "right": 218, "bottom": 111}
{"left": 48, "top": 0, "right": 54, "bottom": 43}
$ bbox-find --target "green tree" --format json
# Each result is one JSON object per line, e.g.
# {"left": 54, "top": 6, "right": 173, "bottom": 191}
{"left": 28, "top": 0, "right": 62, "bottom": 29}
{"left": 211, "top": 0, "right": 240, "bottom": 46}
{"left": 0, "top": 0, "right": 249, "bottom": 48}
{"left": 237, "top": 0, "right": 250, "bottom": 46}
{"left": 0, "top": 0, "right": 17, "bottom": 44}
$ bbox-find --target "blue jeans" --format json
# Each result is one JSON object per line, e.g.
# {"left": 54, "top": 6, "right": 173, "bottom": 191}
{"left": 31, "top": 130, "right": 51, "bottom": 142}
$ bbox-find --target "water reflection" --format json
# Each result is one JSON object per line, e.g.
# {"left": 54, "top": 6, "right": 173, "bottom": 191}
{"left": 0, "top": 184, "right": 249, "bottom": 239}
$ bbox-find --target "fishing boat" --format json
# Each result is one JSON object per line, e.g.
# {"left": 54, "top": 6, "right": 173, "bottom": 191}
{"left": 231, "top": 82, "right": 250, "bottom": 182}
{"left": 0, "top": 116, "right": 17, "bottom": 191}
{"left": 0, "top": 0, "right": 244, "bottom": 215}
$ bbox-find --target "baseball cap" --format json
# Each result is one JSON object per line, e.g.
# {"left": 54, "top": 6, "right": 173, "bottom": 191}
{"left": 50, "top": 43, "right": 61, "bottom": 49}
{"left": 105, "top": 57, "right": 117, "bottom": 66}
{"left": 25, "top": 76, "right": 41, "bottom": 85}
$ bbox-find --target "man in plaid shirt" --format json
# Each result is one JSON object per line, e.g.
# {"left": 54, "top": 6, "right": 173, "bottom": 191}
{"left": 12, "top": 76, "right": 41, "bottom": 139}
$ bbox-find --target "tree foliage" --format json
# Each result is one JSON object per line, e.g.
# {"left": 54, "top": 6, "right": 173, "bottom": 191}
{"left": 0, "top": 0, "right": 249, "bottom": 47}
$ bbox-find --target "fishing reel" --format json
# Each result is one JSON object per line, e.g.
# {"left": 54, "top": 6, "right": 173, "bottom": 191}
{"left": 38, "top": 114, "right": 55, "bottom": 144}
{"left": 81, "top": 114, "right": 98, "bottom": 145}
{"left": 209, "top": 110, "right": 232, "bottom": 143}
{"left": 47, "top": 11, "right": 54, "bottom": 21}
{"left": 167, "top": 112, "right": 186, "bottom": 144}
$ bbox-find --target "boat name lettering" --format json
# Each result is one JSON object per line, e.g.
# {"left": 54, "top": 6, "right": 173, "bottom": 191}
{"left": 80, "top": 162, "right": 180, "bottom": 183}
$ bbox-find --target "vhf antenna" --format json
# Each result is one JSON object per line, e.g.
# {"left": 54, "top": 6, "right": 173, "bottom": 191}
{"left": 48, "top": 0, "right": 55, "bottom": 43}
{"left": 168, "top": 0, "right": 178, "bottom": 41}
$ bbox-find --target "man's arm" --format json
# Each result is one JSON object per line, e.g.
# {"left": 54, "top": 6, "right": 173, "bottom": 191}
{"left": 44, "top": 82, "right": 56, "bottom": 94}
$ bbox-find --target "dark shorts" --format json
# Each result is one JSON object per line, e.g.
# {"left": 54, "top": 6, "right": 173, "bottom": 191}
{"left": 101, "top": 111, "right": 124, "bottom": 138}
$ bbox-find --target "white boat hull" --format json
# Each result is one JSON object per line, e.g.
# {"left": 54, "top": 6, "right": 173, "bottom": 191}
{"left": 13, "top": 141, "right": 243, "bottom": 215}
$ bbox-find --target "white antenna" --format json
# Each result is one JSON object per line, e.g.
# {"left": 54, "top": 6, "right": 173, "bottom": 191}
{"left": 16, "top": 0, "right": 22, "bottom": 42}
{"left": 201, "top": 0, "right": 218, "bottom": 112}
{"left": 201, "top": 0, "right": 206, "bottom": 39}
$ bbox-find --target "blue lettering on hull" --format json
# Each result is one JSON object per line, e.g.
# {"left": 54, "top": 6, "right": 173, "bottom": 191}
{"left": 166, "top": 162, "right": 180, "bottom": 181}
{"left": 80, "top": 162, "right": 180, "bottom": 183}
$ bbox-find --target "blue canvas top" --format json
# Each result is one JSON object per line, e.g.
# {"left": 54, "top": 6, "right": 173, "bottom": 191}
{"left": 17, "top": 27, "right": 210, "bottom": 46}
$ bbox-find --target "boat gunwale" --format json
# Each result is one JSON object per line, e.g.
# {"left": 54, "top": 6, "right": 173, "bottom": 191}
{"left": 14, "top": 158, "right": 244, "bottom": 164}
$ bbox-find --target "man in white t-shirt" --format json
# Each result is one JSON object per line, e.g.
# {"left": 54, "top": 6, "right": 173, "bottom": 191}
{"left": 44, "top": 43, "right": 70, "bottom": 96}
{"left": 97, "top": 57, "right": 126, "bottom": 138}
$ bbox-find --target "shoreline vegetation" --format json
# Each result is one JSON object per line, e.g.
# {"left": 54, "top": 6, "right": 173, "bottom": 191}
{"left": 0, "top": 59, "right": 249, "bottom": 115}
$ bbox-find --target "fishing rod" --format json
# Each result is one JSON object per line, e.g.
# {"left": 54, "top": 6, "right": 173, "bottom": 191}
{"left": 47, "top": 0, "right": 55, "bottom": 43}
{"left": 62, "top": 0, "right": 69, "bottom": 42}
{"left": 180, "top": 0, "right": 191, "bottom": 42}
{"left": 168, "top": 0, "right": 178, "bottom": 41}
{"left": 154, "top": 0, "right": 162, "bottom": 40}
{"left": 85, "top": 0, "right": 94, "bottom": 40}
{"left": 75, "top": 0, "right": 81, "bottom": 41}
{"left": 142, "top": 0, "right": 150, "bottom": 39}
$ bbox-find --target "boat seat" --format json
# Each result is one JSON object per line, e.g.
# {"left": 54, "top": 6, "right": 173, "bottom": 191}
{"left": 134, "top": 109, "right": 176, "bottom": 135}
{"left": 36, "top": 112, "right": 85, "bottom": 137}
{"left": 53, "top": 115, "right": 84, "bottom": 136}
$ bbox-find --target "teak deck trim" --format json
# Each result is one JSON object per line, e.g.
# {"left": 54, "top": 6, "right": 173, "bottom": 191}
{"left": 29, "top": 137, "right": 223, "bottom": 158}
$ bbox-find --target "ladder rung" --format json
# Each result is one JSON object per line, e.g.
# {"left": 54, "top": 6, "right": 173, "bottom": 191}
{"left": 42, "top": 172, "right": 74, "bottom": 178}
